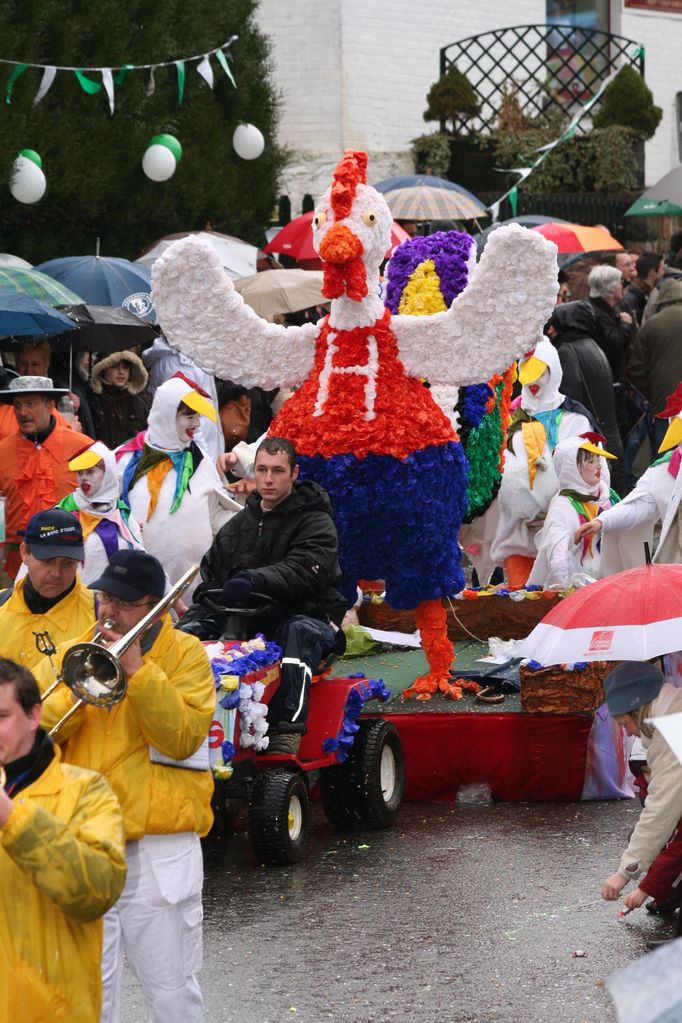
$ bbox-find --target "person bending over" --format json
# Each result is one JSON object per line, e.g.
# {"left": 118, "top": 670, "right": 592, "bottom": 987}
{"left": 180, "top": 436, "right": 347, "bottom": 755}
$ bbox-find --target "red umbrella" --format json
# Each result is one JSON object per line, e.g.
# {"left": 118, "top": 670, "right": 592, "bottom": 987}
{"left": 529, "top": 222, "right": 623, "bottom": 254}
{"left": 520, "top": 563, "right": 682, "bottom": 665}
{"left": 264, "top": 211, "right": 409, "bottom": 264}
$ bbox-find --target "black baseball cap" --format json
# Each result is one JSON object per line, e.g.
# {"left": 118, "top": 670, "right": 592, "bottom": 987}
{"left": 89, "top": 550, "right": 166, "bottom": 602}
{"left": 19, "top": 509, "right": 85, "bottom": 561}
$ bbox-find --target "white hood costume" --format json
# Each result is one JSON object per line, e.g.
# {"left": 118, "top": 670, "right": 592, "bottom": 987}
{"left": 491, "top": 338, "right": 596, "bottom": 566}
{"left": 55, "top": 442, "right": 144, "bottom": 585}
{"left": 116, "top": 378, "right": 240, "bottom": 598}
{"left": 527, "top": 436, "right": 616, "bottom": 589}
{"left": 598, "top": 397, "right": 682, "bottom": 575}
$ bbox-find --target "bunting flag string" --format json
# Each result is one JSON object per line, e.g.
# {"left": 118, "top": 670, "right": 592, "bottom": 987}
{"left": 1, "top": 35, "right": 238, "bottom": 114}
{"left": 488, "top": 66, "right": 620, "bottom": 222}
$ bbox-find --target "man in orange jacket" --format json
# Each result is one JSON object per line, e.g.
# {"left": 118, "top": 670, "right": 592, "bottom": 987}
{"left": 0, "top": 376, "right": 93, "bottom": 577}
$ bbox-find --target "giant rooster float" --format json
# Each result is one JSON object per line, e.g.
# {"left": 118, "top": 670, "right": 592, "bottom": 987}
{"left": 152, "top": 151, "right": 558, "bottom": 698}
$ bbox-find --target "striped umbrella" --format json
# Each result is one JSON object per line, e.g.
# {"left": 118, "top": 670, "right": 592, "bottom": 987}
{"left": 384, "top": 183, "right": 487, "bottom": 221}
{"left": 0, "top": 266, "right": 82, "bottom": 306}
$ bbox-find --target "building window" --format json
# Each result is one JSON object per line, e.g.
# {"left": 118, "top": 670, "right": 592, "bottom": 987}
{"left": 547, "top": 1, "right": 609, "bottom": 30}
{"left": 546, "top": 1, "right": 610, "bottom": 102}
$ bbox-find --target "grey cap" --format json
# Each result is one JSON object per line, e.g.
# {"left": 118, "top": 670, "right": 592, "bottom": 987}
{"left": 0, "top": 375, "right": 69, "bottom": 403}
{"left": 604, "top": 661, "right": 664, "bottom": 716}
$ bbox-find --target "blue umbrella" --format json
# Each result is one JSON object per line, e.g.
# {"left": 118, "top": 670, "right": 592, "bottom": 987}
{"left": 0, "top": 292, "right": 79, "bottom": 337}
{"left": 34, "top": 254, "right": 156, "bottom": 322}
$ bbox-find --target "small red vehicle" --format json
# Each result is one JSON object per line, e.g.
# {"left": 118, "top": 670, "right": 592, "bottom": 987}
{"left": 202, "top": 596, "right": 404, "bottom": 865}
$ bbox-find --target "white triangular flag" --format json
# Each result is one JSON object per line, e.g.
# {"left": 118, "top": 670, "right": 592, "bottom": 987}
{"left": 33, "top": 65, "right": 56, "bottom": 107}
{"left": 146, "top": 66, "right": 156, "bottom": 97}
{"left": 101, "top": 68, "right": 115, "bottom": 114}
{"left": 196, "top": 54, "right": 214, "bottom": 89}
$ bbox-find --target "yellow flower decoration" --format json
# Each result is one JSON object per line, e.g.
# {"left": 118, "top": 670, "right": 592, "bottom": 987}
{"left": 219, "top": 674, "right": 239, "bottom": 691}
{"left": 397, "top": 260, "right": 447, "bottom": 317}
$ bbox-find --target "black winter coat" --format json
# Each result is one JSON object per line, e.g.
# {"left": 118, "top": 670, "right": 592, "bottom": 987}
{"left": 589, "top": 295, "right": 634, "bottom": 383}
{"left": 181, "top": 480, "right": 347, "bottom": 638}
{"left": 548, "top": 301, "right": 625, "bottom": 493}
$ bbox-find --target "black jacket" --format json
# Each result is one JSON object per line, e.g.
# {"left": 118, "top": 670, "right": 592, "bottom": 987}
{"left": 180, "top": 480, "right": 347, "bottom": 638}
{"left": 549, "top": 301, "right": 625, "bottom": 493}
{"left": 588, "top": 295, "right": 634, "bottom": 383}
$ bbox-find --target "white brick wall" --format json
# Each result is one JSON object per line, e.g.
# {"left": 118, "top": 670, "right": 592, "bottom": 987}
{"left": 255, "top": 0, "right": 680, "bottom": 208}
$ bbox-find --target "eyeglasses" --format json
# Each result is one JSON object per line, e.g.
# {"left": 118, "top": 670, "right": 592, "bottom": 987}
{"left": 95, "top": 592, "right": 155, "bottom": 611}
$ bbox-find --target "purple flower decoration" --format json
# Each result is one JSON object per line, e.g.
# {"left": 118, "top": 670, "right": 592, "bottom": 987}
{"left": 385, "top": 230, "right": 474, "bottom": 314}
{"left": 322, "top": 676, "right": 391, "bottom": 761}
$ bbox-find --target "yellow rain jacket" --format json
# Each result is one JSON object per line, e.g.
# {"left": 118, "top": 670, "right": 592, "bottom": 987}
{"left": 0, "top": 743, "right": 126, "bottom": 1023}
{"left": 0, "top": 573, "right": 95, "bottom": 669}
{"left": 36, "top": 614, "right": 215, "bottom": 839}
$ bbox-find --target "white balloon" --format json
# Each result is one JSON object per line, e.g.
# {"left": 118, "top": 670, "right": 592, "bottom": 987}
{"left": 232, "top": 123, "right": 265, "bottom": 161}
{"left": 142, "top": 143, "right": 177, "bottom": 182}
{"left": 9, "top": 156, "right": 46, "bottom": 204}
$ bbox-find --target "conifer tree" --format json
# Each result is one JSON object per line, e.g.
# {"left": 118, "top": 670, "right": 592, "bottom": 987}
{"left": 0, "top": 0, "right": 285, "bottom": 262}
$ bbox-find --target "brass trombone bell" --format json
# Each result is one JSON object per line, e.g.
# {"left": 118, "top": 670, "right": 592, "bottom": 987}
{"left": 46, "top": 565, "right": 199, "bottom": 739}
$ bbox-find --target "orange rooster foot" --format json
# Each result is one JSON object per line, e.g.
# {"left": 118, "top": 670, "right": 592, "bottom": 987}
{"left": 451, "top": 677, "right": 482, "bottom": 695}
{"left": 403, "top": 674, "right": 437, "bottom": 701}
{"left": 403, "top": 673, "right": 464, "bottom": 702}
{"left": 438, "top": 676, "right": 464, "bottom": 701}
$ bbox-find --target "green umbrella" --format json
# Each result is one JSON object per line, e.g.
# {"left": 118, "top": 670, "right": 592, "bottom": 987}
{"left": 625, "top": 164, "right": 682, "bottom": 217}
{"left": 625, "top": 196, "right": 682, "bottom": 217}
{"left": 0, "top": 266, "right": 83, "bottom": 305}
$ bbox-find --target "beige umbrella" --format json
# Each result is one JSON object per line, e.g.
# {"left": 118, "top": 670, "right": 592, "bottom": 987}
{"left": 234, "top": 269, "right": 326, "bottom": 317}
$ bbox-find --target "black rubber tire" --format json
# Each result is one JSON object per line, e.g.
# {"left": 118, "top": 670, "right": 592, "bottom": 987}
{"left": 320, "top": 719, "right": 404, "bottom": 830}
{"left": 248, "top": 770, "right": 310, "bottom": 865}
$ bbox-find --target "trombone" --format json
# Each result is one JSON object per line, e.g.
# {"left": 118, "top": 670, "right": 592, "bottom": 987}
{"left": 44, "top": 565, "right": 198, "bottom": 739}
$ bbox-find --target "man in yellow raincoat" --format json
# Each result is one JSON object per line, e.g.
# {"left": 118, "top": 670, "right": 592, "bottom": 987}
{"left": 0, "top": 656, "right": 126, "bottom": 1023}
{"left": 36, "top": 549, "right": 215, "bottom": 1023}
{"left": 0, "top": 509, "right": 94, "bottom": 669}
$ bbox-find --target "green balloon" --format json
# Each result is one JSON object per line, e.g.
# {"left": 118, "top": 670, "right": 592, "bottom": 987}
{"left": 149, "top": 134, "right": 182, "bottom": 163}
{"left": 19, "top": 148, "right": 42, "bottom": 168}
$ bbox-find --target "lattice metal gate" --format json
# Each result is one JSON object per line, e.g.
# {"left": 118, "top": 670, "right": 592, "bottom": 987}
{"left": 440, "top": 24, "right": 644, "bottom": 134}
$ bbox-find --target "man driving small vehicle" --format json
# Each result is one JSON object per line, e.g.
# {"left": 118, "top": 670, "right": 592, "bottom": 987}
{"left": 179, "top": 436, "right": 347, "bottom": 754}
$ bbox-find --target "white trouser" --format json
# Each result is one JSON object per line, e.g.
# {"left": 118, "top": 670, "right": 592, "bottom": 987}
{"left": 100, "top": 832, "right": 204, "bottom": 1023}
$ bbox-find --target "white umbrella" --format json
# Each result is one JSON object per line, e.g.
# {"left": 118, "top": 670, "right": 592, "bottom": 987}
{"left": 0, "top": 253, "right": 32, "bottom": 269}
{"left": 606, "top": 936, "right": 682, "bottom": 1022}
{"left": 136, "top": 231, "right": 257, "bottom": 280}
{"left": 234, "top": 269, "right": 325, "bottom": 317}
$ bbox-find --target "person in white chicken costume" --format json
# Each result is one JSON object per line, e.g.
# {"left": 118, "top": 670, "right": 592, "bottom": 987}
{"left": 576, "top": 381, "right": 682, "bottom": 572}
{"left": 116, "top": 377, "right": 241, "bottom": 600}
{"left": 54, "top": 441, "right": 145, "bottom": 585}
{"left": 527, "top": 435, "right": 617, "bottom": 589}
{"left": 152, "top": 151, "right": 557, "bottom": 697}
{"left": 491, "top": 337, "right": 598, "bottom": 588}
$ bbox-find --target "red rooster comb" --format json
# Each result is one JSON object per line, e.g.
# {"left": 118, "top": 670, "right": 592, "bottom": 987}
{"left": 657, "top": 381, "right": 682, "bottom": 419}
{"left": 330, "top": 150, "right": 368, "bottom": 221}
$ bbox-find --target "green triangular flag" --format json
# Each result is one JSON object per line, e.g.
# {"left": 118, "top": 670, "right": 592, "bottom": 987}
{"left": 509, "top": 185, "right": 518, "bottom": 218}
{"left": 75, "top": 70, "right": 103, "bottom": 94}
{"left": 6, "top": 63, "right": 29, "bottom": 104}
{"left": 113, "top": 64, "right": 133, "bottom": 85}
{"left": 215, "top": 48, "right": 237, "bottom": 88}
{"left": 175, "top": 60, "right": 185, "bottom": 105}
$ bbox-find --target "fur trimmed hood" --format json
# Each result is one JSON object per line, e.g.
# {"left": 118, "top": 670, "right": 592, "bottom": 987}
{"left": 90, "top": 350, "right": 148, "bottom": 395}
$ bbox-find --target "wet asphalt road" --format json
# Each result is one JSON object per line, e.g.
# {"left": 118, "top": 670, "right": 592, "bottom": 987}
{"left": 122, "top": 797, "right": 671, "bottom": 1023}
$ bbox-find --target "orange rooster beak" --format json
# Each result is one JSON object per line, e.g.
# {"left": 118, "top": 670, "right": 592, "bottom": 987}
{"left": 318, "top": 223, "right": 364, "bottom": 264}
